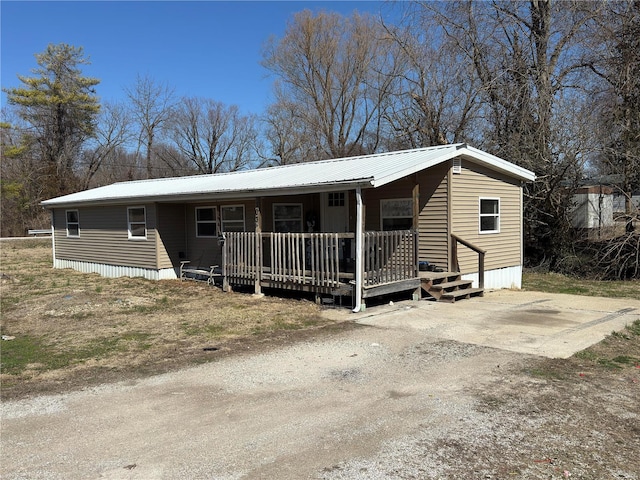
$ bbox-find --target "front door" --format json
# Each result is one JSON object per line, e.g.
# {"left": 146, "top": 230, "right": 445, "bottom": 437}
{"left": 322, "top": 191, "right": 349, "bottom": 233}
{"left": 322, "top": 191, "right": 351, "bottom": 265}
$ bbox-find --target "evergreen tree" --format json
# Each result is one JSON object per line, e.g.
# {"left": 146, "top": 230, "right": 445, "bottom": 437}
{"left": 4, "top": 43, "right": 100, "bottom": 196}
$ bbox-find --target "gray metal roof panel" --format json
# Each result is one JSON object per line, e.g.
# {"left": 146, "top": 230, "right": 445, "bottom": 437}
{"left": 42, "top": 144, "right": 535, "bottom": 207}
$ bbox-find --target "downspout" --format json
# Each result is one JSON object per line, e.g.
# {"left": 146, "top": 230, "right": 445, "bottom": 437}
{"left": 352, "top": 187, "right": 363, "bottom": 313}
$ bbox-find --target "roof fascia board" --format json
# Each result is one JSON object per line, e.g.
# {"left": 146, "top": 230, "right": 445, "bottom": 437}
{"left": 461, "top": 145, "right": 536, "bottom": 181}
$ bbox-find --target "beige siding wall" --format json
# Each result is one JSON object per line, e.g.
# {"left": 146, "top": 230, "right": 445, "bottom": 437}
{"left": 451, "top": 160, "right": 523, "bottom": 272}
{"left": 53, "top": 204, "right": 159, "bottom": 269}
{"left": 417, "top": 164, "right": 449, "bottom": 270}
{"left": 156, "top": 203, "right": 187, "bottom": 269}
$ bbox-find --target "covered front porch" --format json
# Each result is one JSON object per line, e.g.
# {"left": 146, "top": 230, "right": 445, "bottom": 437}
{"left": 221, "top": 229, "right": 420, "bottom": 309}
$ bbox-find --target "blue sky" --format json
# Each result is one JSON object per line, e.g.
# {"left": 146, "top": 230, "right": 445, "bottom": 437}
{"left": 1, "top": 1, "right": 396, "bottom": 116}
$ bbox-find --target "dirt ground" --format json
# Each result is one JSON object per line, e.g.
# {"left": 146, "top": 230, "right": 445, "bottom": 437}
{"left": 1, "top": 239, "right": 639, "bottom": 479}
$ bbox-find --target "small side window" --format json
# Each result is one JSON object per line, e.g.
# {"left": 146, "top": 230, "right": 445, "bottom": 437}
{"left": 66, "top": 210, "right": 80, "bottom": 237}
{"left": 128, "top": 207, "right": 147, "bottom": 239}
{"left": 479, "top": 198, "right": 500, "bottom": 234}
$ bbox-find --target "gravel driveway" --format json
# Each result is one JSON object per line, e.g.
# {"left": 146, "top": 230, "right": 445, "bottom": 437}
{"left": 2, "top": 291, "right": 639, "bottom": 479}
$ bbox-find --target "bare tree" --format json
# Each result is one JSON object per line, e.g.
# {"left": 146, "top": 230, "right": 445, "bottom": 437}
{"left": 77, "top": 101, "right": 133, "bottom": 189}
{"left": 125, "top": 74, "right": 175, "bottom": 178}
{"left": 586, "top": 0, "right": 640, "bottom": 217}
{"left": 0, "top": 109, "right": 50, "bottom": 235}
{"left": 262, "top": 10, "right": 401, "bottom": 160}
{"left": 381, "top": 9, "right": 482, "bottom": 150}
{"left": 164, "top": 97, "right": 259, "bottom": 174}
{"left": 262, "top": 88, "right": 322, "bottom": 165}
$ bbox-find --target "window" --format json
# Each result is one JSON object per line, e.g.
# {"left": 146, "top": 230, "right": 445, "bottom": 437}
{"left": 479, "top": 198, "right": 500, "bottom": 233}
{"left": 196, "top": 207, "right": 217, "bottom": 237}
{"left": 273, "top": 204, "right": 303, "bottom": 232}
{"left": 381, "top": 198, "right": 413, "bottom": 231}
{"left": 328, "top": 192, "right": 345, "bottom": 207}
{"left": 221, "top": 205, "right": 245, "bottom": 232}
{"left": 127, "top": 207, "right": 147, "bottom": 239}
{"left": 66, "top": 210, "right": 79, "bottom": 237}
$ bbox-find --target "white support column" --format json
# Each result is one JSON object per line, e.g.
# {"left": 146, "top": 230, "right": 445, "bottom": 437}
{"left": 352, "top": 187, "right": 364, "bottom": 313}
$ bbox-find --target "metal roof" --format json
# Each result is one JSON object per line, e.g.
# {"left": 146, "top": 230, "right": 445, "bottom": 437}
{"left": 42, "top": 144, "right": 535, "bottom": 207}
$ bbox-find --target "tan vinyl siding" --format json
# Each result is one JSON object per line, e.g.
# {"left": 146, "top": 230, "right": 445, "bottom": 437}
{"left": 53, "top": 204, "right": 158, "bottom": 269}
{"left": 417, "top": 164, "right": 449, "bottom": 270}
{"left": 451, "top": 160, "right": 522, "bottom": 272}
{"left": 156, "top": 203, "right": 187, "bottom": 269}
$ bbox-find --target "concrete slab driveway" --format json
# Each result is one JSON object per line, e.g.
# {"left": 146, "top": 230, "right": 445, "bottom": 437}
{"left": 351, "top": 290, "right": 640, "bottom": 358}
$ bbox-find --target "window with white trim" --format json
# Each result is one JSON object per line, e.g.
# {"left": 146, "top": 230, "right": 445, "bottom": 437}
{"left": 479, "top": 198, "right": 500, "bottom": 233}
{"left": 66, "top": 210, "right": 80, "bottom": 237}
{"left": 273, "top": 204, "right": 303, "bottom": 232}
{"left": 196, "top": 207, "right": 218, "bottom": 237}
{"left": 127, "top": 207, "right": 147, "bottom": 239}
{"left": 221, "top": 205, "right": 245, "bottom": 232}
{"left": 381, "top": 198, "right": 413, "bottom": 231}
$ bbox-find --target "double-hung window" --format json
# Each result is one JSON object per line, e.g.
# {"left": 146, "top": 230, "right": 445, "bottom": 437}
{"left": 273, "top": 204, "right": 303, "bottom": 232}
{"left": 196, "top": 207, "right": 218, "bottom": 237}
{"left": 221, "top": 205, "right": 245, "bottom": 232}
{"left": 381, "top": 198, "right": 413, "bottom": 231}
{"left": 66, "top": 210, "right": 80, "bottom": 237}
{"left": 127, "top": 207, "right": 147, "bottom": 239}
{"left": 479, "top": 198, "right": 500, "bottom": 233}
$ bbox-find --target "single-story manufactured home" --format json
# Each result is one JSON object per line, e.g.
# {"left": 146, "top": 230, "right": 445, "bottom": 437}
{"left": 42, "top": 144, "right": 535, "bottom": 310}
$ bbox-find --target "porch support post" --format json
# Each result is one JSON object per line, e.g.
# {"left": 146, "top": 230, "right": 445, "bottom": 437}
{"left": 254, "top": 198, "right": 263, "bottom": 295}
{"left": 352, "top": 187, "right": 364, "bottom": 313}
{"left": 412, "top": 182, "right": 421, "bottom": 301}
{"left": 412, "top": 181, "right": 420, "bottom": 230}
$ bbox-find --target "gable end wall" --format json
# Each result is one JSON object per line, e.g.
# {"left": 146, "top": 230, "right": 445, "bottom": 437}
{"left": 451, "top": 161, "right": 523, "bottom": 272}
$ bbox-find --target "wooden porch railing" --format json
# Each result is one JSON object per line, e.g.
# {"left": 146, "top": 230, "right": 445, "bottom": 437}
{"left": 223, "top": 232, "right": 354, "bottom": 288}
{"left": 450, "top": 233, "right": 486, "bottom": 289}
{"left": 223, "top": 230, "right": 419, "bottom": 291}
{"left": 363, "top": 230, "right": 418, "bottom": 287}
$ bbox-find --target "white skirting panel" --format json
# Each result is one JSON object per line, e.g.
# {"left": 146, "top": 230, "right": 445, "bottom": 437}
{"left": 54, "top": 258, "right": 178, "bottom": 281}
{"left": 461, "top": 265, "right": 522, "bottom": 290}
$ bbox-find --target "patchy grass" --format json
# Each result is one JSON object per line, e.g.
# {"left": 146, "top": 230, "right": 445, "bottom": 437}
{"left": 0, "top": 238, "right": 345, "bottom": 399}
{"left": 523, "top": 271, "right": 640, "bottom": 299}
{"left": 527, "top": 319, "right": 640, "bottom": 379}
{"left": 523, "top": 272, "right": 640, "bottom": 374}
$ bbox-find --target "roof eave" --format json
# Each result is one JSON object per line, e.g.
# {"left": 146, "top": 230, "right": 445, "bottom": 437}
{"left": 41, "top": 179, "right": 375, "bottom": 208}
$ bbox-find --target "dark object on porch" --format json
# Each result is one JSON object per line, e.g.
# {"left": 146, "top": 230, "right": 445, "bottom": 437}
{"left": 419, "top": 261, "right": 443, "bottom": 272}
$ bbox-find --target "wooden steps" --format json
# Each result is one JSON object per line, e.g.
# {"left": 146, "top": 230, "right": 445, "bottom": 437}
{"left": 419, "top": 271, "right": 484, "bottom": 303}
